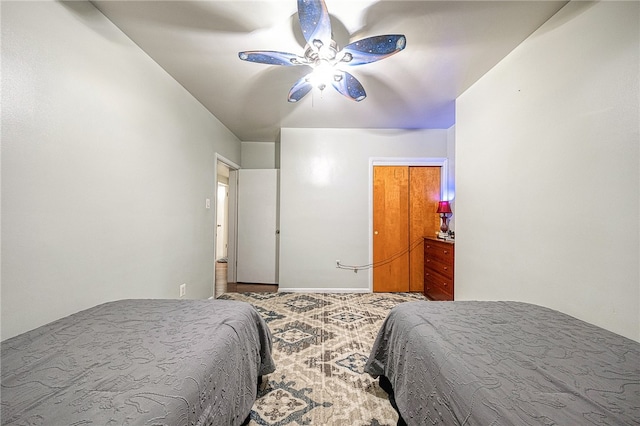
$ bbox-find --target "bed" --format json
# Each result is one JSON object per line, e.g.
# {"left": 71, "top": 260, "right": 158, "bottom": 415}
{"left": 365, "top": 301, "right": 640, "bottom": 425}
{"left": 1, "top": 299, "right": 276, "bottom": 425}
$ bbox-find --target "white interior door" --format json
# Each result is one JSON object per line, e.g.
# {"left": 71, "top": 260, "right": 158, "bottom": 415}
{"left": 237, "top": 169, "right": 278, "bottom": 284}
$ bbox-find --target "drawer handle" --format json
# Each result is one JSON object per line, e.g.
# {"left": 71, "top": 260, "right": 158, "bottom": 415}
{"left": 443, "top": 250, "right": 449, "bottom": 254}
{"left": 426, "top": 259, "right": 431, "bottom": 263}
{"left": 426, "top": 245, "right": 431, "bottom": 249}
{"left": 443, "top": 282, "right": 448, "bottom": 287}
{"left": 443, "top": 266, "right": 448, "bottom": 271}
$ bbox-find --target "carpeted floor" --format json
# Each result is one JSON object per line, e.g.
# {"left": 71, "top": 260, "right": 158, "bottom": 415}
{"left": 218, "top": 292, "right": 426, "bottom": 426}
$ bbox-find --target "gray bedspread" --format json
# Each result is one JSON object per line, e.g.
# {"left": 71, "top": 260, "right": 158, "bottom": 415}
{"left": 1, "top": 299, "right": 276, "bottom": 425}
{"left": 365, "top": 301, "right": 640, "bottom": 425}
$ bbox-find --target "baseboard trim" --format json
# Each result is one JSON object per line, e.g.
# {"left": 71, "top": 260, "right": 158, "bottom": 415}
{"left": 278, "top": 288, "right": 370, "bottom": 293}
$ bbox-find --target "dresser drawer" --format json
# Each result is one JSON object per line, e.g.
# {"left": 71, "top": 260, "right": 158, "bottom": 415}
{"left": 424, "top": 268, "right": 454, "bottom": 292}
{"left": 424, "top": 241, "right": 454, "bottom": 264}
{"left": 424, "top": 275, "right": 453, "bottom": 301}
{"left": 424, "top": 257, "right": 453, "bottom": 279}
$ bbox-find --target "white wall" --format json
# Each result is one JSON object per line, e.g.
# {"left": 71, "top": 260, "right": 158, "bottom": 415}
{"left": 1, "top": 1, "right": 241, "bottom": 339}
{"left": 241, "top": 141, "right": 279, "bottom": 169}
{"left": 456, "top": 1, "right": 639, "bottom": 341}
{"left": 446, "top": 126, "right": 456, "bottom": 231}
{"left": 279, "top": 128, "right": 450, "bottom": 291}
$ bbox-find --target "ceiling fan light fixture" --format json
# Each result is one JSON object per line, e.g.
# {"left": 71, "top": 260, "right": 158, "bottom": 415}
{"left": 309, "top": 61, "right": 337, "bottom": 90}
{"left": 318, "top": 41, "right": 337, "bottom": 61}
{"left": 239, "top": 0, "right": 406, "bottom": 102}
{"left": 338, "top": 52, "right": 353, "bottom": 64}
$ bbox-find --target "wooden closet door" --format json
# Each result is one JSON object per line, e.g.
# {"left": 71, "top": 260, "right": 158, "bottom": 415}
{"left": 409, "top": 167, "right": 442, "bottom": 292}
{"left": 373, "top": 166, "right": 409, "bottom": 292}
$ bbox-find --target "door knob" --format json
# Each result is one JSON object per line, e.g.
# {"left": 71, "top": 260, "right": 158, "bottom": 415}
{"left": 374, "top": 231, "right": 379, "bottom": 235}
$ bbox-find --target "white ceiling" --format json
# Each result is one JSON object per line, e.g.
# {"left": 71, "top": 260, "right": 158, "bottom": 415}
{"left": 92, "top": 0, "right": 568, "bottom": 142}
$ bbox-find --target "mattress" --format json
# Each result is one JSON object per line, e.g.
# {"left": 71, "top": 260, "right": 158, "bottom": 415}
{"left": 1, "top": 299, "right": 276, "bottom": 425}
{"left": 365, "top": 301, "right": 640, "bottom": 425}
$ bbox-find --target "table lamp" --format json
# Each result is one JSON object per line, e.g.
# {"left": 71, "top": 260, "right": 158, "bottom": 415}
{"left": 436, "top": 200, "right": 452, "bottom": 239}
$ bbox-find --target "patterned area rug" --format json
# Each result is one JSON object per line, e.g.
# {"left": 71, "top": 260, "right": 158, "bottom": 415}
{"left": 218, "top": 292, "right": 426, "bottom": 426}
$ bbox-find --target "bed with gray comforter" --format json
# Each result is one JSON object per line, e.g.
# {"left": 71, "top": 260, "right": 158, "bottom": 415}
{"left": 1, "top": 299, "right": 275, "bottom": 425}
{"left": 365, "top": 301, "right": 640, "bottom": 425}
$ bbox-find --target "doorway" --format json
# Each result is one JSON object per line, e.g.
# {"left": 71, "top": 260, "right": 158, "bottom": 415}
{"left": 214, "top": 156, "right": 239, "bottom": 297}
{"left": 370, "top": 159, "right": 448, "bottom": 293}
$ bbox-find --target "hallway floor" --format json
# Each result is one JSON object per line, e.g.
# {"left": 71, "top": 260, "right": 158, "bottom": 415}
{"left": 215, "top": 261, "right": 278, "bottom": 297}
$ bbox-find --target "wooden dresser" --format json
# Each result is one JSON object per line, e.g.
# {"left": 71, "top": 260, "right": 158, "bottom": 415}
{"left": 423, "top": 237, "right": 455, "bottom": 301}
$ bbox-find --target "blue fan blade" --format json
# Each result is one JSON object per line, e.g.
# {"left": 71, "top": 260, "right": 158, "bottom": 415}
{"left": 238, "top": 51, "right": 306, "bottom": 66}
{"left": 288, "top": 75, "right": 313, "bottom": 102}
{"left": 331, "top": 71, "right": 366, "bottom": 101}
{"left": 298, "top": 0, "right": 331, "bottom": 46}
{"left": 339, "top": 35, "right": 406, "bottom": 66}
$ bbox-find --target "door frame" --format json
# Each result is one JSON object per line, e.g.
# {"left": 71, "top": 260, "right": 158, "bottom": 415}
{"left": 368, "top": 158, "right": 449, "bottom": 292}
{"left": 216, "top": 181, "right": 229, "bottom": 261}
{"left": 215, "top": 154, "right": 240, "bottom": 289}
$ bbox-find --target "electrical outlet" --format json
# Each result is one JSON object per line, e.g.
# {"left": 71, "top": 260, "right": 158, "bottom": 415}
{"left": 179, "top": 283, "right": 186, "bottom": 298}
{"left": 205, "top": 198, "right": 211, "bottom": 209}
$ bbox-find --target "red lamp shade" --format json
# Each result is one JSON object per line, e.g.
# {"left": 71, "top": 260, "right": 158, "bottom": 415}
{"left": 436, "top": 200, "right": 452, "bottom": 214}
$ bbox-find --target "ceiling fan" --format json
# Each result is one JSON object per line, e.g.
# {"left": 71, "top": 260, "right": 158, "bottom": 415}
{"left": 238, "top": 0, "right": 406, "bottom": 103}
